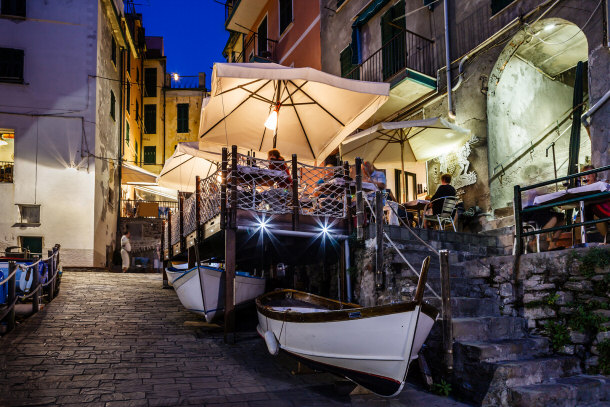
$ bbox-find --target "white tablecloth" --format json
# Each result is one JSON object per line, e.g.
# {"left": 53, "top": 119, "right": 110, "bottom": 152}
{"left": 532, "top": 181, "right": 610, "bottom": 206}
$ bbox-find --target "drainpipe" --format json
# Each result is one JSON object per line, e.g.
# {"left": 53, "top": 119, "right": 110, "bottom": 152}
{"left": 452, "top": 55, "right": 468, "bottom": 91}
{"left": 444, "top": 0, "right": 455, "bottom": 119}
{"left": 163, "top": 64, "right": 167, "bottom": 166}
{"left": 582, "top": 89, "right": 610, "bottom": 127}
{"left": 140, "top": 51, "right": 144, "bottom": 167}
{"left": 115, "top": 47, "right": 125, "bottom": 264}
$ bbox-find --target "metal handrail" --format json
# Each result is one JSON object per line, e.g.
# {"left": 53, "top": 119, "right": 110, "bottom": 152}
{"left": 491, "top": 98, "right": 588, "bottom": 181}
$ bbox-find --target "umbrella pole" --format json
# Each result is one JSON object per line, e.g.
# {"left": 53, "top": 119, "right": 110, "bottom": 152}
{"left": 401, "top": 142, "right": 407, "bottom": 203}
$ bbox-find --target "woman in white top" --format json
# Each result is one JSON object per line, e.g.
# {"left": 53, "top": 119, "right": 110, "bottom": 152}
{"left": 120, "top": 230, "right": 131, "bottom": 272}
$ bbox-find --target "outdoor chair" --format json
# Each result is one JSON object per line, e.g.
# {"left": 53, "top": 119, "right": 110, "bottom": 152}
{"left": 421, "top": 196, "right": 458, "bottom": 231}
{"left": 513, "top": 221, "right": 541, "bottom": 255}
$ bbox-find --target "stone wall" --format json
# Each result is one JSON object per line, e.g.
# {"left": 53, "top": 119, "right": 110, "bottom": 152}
{"left": 463, "top": 247, "right": 610, "bottom": 373}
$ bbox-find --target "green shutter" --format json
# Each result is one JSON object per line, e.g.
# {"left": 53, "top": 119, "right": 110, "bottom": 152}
{"left": 144, "top": 146, "right": 156, "bottom": 165}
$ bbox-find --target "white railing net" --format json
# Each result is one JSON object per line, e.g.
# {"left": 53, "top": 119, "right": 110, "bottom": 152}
{"left": 170, "top": 208, "right": 180, "bottom": 245}
{"left": 227, "top": 154, "right": 294, "bottom": 215}
{"left": 298, "top": 163, "right": 347, "bottom": 218}
{"left": 200, "top": 170, "right": 221, "bottom": 224}
{"left": 183, "top": 194, "right": 197, "bottom": 236}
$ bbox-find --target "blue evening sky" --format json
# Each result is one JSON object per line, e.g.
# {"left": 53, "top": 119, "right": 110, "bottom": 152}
{"left": 136, "top": 0, "right": 228, "bottom": 88}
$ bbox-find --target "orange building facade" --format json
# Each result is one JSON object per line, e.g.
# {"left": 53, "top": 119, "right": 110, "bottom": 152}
{"left": 223, "top": 0, "right": 321, "bottom": 69}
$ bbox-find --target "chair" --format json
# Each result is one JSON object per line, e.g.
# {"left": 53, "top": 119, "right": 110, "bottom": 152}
{"left": 422, "top": 196, "right": 458, "bottom": 231}
{"left": 513, "top": 221, "right": 541, "bottom": 254}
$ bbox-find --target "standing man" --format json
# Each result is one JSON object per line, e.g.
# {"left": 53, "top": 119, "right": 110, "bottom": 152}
{"left": 121, "top": 229, "right": 131, "bottom": 273}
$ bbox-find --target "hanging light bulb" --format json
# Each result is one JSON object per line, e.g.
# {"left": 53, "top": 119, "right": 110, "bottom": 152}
{"left": 264, "top": 104, "right": 280, "bottom": 131}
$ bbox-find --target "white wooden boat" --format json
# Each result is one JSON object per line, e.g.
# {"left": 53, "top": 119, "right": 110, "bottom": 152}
{"left": 256, "top": 257, "right": 437, "bottom": 397}
{"left": 166, "top": 264, "right": 266, "bottom": 323}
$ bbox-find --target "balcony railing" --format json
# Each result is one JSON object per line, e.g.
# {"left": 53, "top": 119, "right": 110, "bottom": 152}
{"left": 233, "top": 32, "right": 277, "bottom": 63}
{"left": 121, "top": 200, "right": 179, "bottom": 219}
{"left": 0, "top": 161, "right": 14, "bottom": 183}
{"left": 344, "top": 29, "right": 436, "bottom": 82}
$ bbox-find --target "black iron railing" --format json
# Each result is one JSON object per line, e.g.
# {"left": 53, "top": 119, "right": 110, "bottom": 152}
{"left": 514, "top": 165, "right": 610, "bottom": 254}
{"left": 233, "top": 32, "right": 278, "bottom": 63}
{"left": 344, "top": 30, "right": 436, "bottom": 82}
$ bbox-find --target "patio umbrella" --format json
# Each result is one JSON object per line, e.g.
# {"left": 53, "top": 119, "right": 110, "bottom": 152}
{"left": 157, "top": 142, "right": 219, "bottom": 192}
{"left": 339, "top": 118, "right": 471, "bottom": 201}
{"left": 199, "top": 63, "right": 390, "bottom": 163}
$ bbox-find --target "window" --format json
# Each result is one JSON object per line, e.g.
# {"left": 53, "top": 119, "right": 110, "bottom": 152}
{"left": 126, "top": 49, "right": 131, "bottom": 73}
{"left": 144, "top": 104, "right": 156, "bottom": 134}
{"left": 0, "top": 130, "right": 15, "bottom": 183}
{"left": 491, "top": 0, "right": 516, "bottom": 15}
{"left": 135, "top": 99, "right": 139, "bottom": 122}
{"left": 144, "top": 146, "right": 156, "bottom": 165}
{"left": 17, "top": 204, "right": 40, "bottom": 225}
{"left": 126, "top": 121, "right": 130, "bottom": 145}
{"left": 136, "top": 67, "right": 139, "bottom": 83}
{"left": 0, "top": 48, "right": 24, "bottom": 83}
{"left": 257, "top": 16, "right": 268, "bottom": 55}
{"left": 126, "top": 82, "right": 130, "bottom": 115}
{"left": 340, "top": 46, "right": 358, "bottom": 79}
{"left": 144, "top": 68, "right": 157, "bottom": 97}
{"left": 111, "top": 36, "right": 117, "bottom": 66}
{"left": 279, "top": 0, "right": 292, "bottom": 35}
{"left": 135, "top": 141, "right": 139, "bottom": 164}
{"left": 19, "top": 236, "right": 43, "bottom": 255}
{"left": 1, "top": 0, "right": 26, "bottom": 17}
{"left": 110, "top": 90, "right": 116, "bottom": 120}
{"left": 177, "top": 103, "right": 189, "bottom": 133}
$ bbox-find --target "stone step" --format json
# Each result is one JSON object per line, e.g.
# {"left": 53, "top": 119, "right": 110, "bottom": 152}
{"left": 455, "top": 337, "right": 550, "bottom": 363}
{"left": 424, "top": 297, "right": 500, "bottom": 318}
{"left": 451, "top": 316, "right": 527, "bottom": 341}
{"left": 425, "top": 277, "right": 488, "bottom": 298}
{"left": 507, "top": 375, "right": 610, "bottom": 407}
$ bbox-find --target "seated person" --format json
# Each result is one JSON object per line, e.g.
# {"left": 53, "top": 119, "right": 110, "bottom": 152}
{"left": 267, "top": 149, "right": 292, "bottom": 189}
{"left": 430, "top": 174, "right": 456, "bottom": 215}
{"left": 581, "top": 165, "right": 609, "bottom": 244}
{"left": 363, "top": 161, "right": 386, "bottom": 191}
{"left": 521, "top": 187, "right": 565, "bottom": 250}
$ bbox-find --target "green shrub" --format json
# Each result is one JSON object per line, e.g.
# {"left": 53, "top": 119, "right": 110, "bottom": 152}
{"left": 569, "top": 306, "right": 608, "bottom": 334}
{"left": 576, "top": 247, "right": 610, "bottom": 277}
{"left": 431, "top": 379, "right": 451, "bottom": 397}
{"left": 598, "top": 339, "right": 610, "bottom": 375}
{"left": 545, "top": 321, "right": 570, "bottom": 352}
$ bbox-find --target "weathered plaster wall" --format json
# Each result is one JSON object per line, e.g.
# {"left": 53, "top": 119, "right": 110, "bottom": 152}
{"left": 95, "top": 1, "right": 122, "bottom": 267}
{"left": 0, "top": 0, "right": 102, "bottom": 266}
{"left": 163, "top": 89, "right": 204, "bottom": 168}
{"left": 142, "top": 57, "right": 166, "bottom": 174}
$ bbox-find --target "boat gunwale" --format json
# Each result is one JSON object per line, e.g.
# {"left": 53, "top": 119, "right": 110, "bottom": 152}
{"left": 256, "top": 289, "right": 439, "bottom": 323}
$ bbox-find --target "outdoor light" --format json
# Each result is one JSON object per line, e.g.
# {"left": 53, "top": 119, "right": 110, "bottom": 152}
{"left": 264, "top": 104, "right": 280, "bottom": 131}
{"left": 172, "top": 73, "right": 180, "bottom": 81}
{"left": 258, "top": 218, "right": 269, "bottom": 230}
{"left": 321, "top": 225, "right": 330, "bottom": 235}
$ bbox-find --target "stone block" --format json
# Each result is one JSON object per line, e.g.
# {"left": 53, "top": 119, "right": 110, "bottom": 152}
{"left": 559, "top": 345, "right": 576, "bottom": 355}
{"left": 595, "top": 266, "right": 610, "bottom": 274}
{"left": 565, "top": 280, "right": 593, "bottom": 291}
{"left": 586, "top": 356, "right": 599, "bottom": 367}
{"left": 524, "top": 306, "right": 555, "bottom": 320}
{"left": 523, "top": 292, "right": 547, "bottom": 304}
{"left": 593, "top": 309, "right": 610, "bottom": 319}
{"left": 570, "top": 331, "right": 588, "bottom": 344}
{"left": 500, "top": 283, "right": 512, "bottom": 297}
{"left": 595, "top": 331, "right": 610, "bottom": 343}
{"left": 556, "top": 291, "right": 574, "bottom": 305}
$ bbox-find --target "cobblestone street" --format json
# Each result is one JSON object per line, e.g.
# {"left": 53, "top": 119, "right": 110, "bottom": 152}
{"left": 0, "top": 272, "right": 470, "bottom": 407}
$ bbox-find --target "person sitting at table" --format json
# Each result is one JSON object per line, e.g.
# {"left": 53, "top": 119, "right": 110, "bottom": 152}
{"left": 430, "top": 174, "right": 456, "bottom": 215}
{"left": 267, "top": 148, "right": 292, "bottom": 189}
{"left": 581, "top": 165, "right": 609, "bottom": 244}
{"left": 521, "top": 187, "right": 566, "bottom": 250}
{"left": 363, "top": 161, "right": 386, "bottom": 191}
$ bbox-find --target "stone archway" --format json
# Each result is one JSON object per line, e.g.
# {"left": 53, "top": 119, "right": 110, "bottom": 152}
{"left": 486, "top": 18, "right": 591, "bottom": 210}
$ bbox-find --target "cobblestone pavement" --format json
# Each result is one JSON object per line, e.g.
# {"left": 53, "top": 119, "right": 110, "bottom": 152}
{"left": 0, "top": 272, "right": 471, "bottom": 407}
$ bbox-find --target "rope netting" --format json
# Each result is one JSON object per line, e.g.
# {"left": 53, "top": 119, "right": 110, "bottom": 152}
{"left": 228, "top": 154, "right": 294, "bottom": 215}
{"left": 163, "top": 221, "right": 169, "bottom": 251}
{"left": 298, "top": 163, "right": 347, "bottom": 218}
{"left": 183, "top": 194, "right": 197, "bottom": 236}
{"left": 170, "top": 208, "right": 180, "bottom": 245}
{"left": 199, "top": 170, "right": 221, "bottom": 224}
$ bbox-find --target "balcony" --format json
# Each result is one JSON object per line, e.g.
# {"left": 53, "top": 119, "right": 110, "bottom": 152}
{"left": 224, "top": 0, "right": 266, "bottom": 34}
{"left": 343, "top": 30, "right": 438, "bottom": 125}
{"left": 233, "top": 33, "right": 277, "bottom": 64}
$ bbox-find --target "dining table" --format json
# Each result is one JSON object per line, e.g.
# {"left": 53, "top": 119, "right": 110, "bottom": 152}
{"left": 402, "top": 199, "right": 430, "bottom": 227}
{"left": 532, "top": 180, "right": 610, "bottom": 244}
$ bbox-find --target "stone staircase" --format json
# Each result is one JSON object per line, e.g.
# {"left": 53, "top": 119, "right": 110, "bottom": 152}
{"left": 421, "top": 257, "right": 610, "bottom": 406}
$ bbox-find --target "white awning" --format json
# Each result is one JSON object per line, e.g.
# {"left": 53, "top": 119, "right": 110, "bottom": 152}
{"left": 122, "top": 163, "right": 158, "bottom": 184}
{"left": 157, "top": 142, "right": 219, "bottom": 192}
{"left": 199, "top": 62, "right": 390, "bottom": 163}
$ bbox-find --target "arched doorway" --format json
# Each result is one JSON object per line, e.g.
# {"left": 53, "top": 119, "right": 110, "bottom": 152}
{"left": 487, "top": 18, "right": 591, "bottom": 210}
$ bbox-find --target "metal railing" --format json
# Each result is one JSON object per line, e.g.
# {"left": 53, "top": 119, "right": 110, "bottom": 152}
{"left": 234, "top": 32, "right": 278, "bottom": 63}
{"left": 0, "top": 244, "right": 61, "bottom": 336}
{"left": 514, "top": 165, "right": 610, "bottom": 254}
{"left": 0, "top": 161, "right": 14, "bottom": 183}
{"left": 344, "top": 30, "right": 436, "bottom": 82}
{"left": 121, "top": 200, "right": 178, "bottom": 219}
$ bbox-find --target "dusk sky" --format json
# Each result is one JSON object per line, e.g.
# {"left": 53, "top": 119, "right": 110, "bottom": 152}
{"left": 136, "top": 0, "right": 228, "bottom": 88}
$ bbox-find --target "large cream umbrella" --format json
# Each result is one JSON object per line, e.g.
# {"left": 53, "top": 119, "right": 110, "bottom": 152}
{"left": 340, "top": 118, "right": 471, "bottom": 201}
{"left": 199, "top": 63, "right": 390, "bottom": 163}
{"left": 157, "top": 142, "right": 219, "bottom": 193}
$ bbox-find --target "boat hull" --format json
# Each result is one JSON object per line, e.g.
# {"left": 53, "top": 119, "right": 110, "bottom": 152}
{"left": 166, "top": 266, "right": 265, "bottom": 323}
{"left": 256, "top": 290, "right": 437, "bottom": 397}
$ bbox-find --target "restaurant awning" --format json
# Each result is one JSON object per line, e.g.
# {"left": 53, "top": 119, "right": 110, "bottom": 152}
{"left": 157, "top": 142, "right": 219, "bottom": 193}
{"left": 199, "top": 62, "right": 390, "bottom": 164}
{"left": 121, "top": 163, "right": 158, "bottom": 184}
